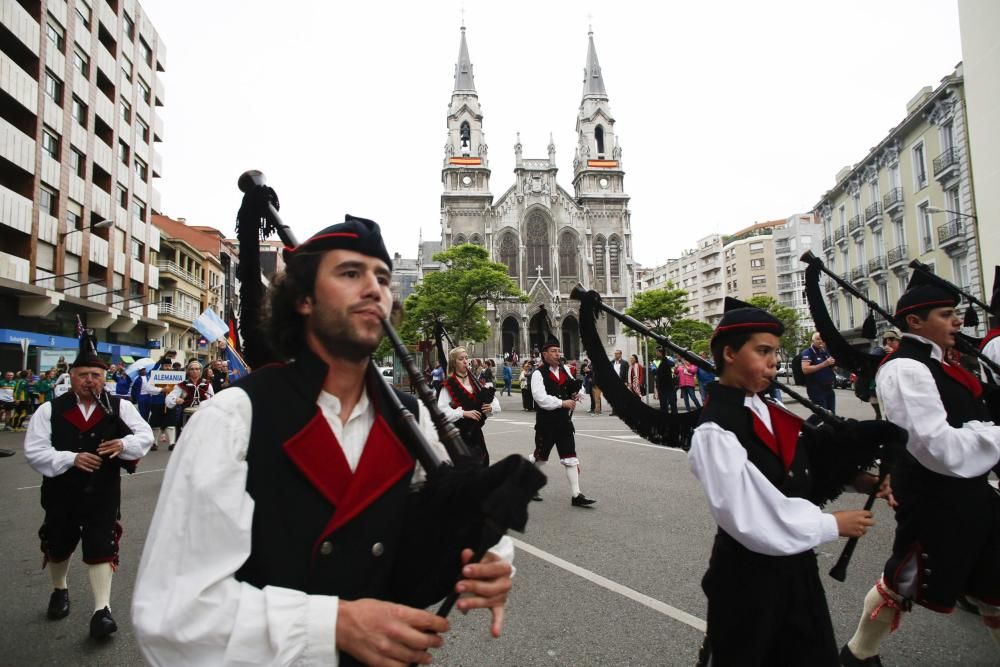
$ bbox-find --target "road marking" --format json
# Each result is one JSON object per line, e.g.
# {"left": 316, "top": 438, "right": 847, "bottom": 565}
{"left": 17, "top": 466, "right": 167, "bottom": 491}
{"left": 488, "top": 420, "right": 685, "bottom": 453}
{"left": 512, "top": 537, "right": 706, "bottom": 632}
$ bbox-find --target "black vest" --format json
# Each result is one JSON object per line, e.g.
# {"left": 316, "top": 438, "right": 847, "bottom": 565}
{"left": 444, "top": 374, "right": 488, "bottom": 435}
{"left": 535, "top": 366, "right": 573, "bottom": 429}
{"left": 884, "top": 337, "right": 992, "bottom": 497}
{"left": 233, "top": 348, "right": 422, "bottom": 605}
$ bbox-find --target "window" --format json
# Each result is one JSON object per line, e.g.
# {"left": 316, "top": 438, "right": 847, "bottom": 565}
{"left": 44, "top": 70, "right": 64, "bottom": 105}
{"left": 139, "top": 38, "right": 153, "bottom": 65}
{"left": 130, "top": 196, "right": 146, "bottom": 221}
{"left": 749, "top": 241, "right": 764, "bottom": 253}
{"left": 897, "top": 272, "right": 908, "bottom": 296}
{"left": 878, "top": 282, "right": 889, "bottom": 310}
{"left": 73, "top": 48, "right": 90, "bottom": 78}
{"left": 750, "top": 258, "right": 765, "bottom": 268}
{"left": 121, "top": 55, "right": 133, "bottom": 82}
{"left": 76, "top": 2, "right": 92, "bottom": 28}
{"left": 952, "top": 255, "right": 969, "bottom": 291}
{"left": 497, "top": 233, "right": 517, "bottom": 276}
{"left": 893, "top": 218, "right": 906, "bottom": 247}
{"left": 70, "top": 148, "right": 86, "bottom": 177}
{"left": 913, "top": 142, "right": 928, "bottom": 189}
{"left": 593, "top": 236, "right": 606, "bottom": 288}
{"left": 134, "top": 157, "right": 148, "bottom": 181}
{"left": 71, "top": 97, "right": 88, "bottom": 127}
{"left": 136, "top": 116, "right": 150, "bottom": 143}
{"left": 131, "top": 238, "right": 143, "bottom": 260}
{"left": 852, "top": 191, "right": 862, "bottom": 217}
{"left": 117, "top": 184, "right": 128, "bottom": 208}
{"left": 855, "top": 239, "right": 865, "bottom": 269}
{"left": 137, "top": 78, "right": 151, "bottom": 104}
{"left": 940, "top": 121, "right": 954, "bottom": 152}
{"left": 846, "top": 295, "right": 855, "bottom": 329}
{"left": 41, "top": 127, "right": 61, "bottom": 159}
{"left": 66, "top": 199, "right": 83, "bottom": 231}
{"left": 37, "top": 242, "right": 56, "bottom": 272}
{"left": 918, "top": 203, "right": 934, "bottom": 253}
{"left": 752, "top": 275, "right": 767, "bottom": 286}
{"left": 118, "top": 139, "right": 130, "bottom": 165}
{"left": 46, "top": 16, "right": 66, "bottom": 52}
{"left": 39, "top": 186, "right": 58, "bottom": 216}
{"left": 889, "top": 163, "right": 901, "bottom": 189}
{"left": 120, "top": 99, "right": 131, "bottom": 123}
{"left": 609, "top": 236, "right": 621, "bottom": 280}
{"left": 872, "top": 229, "right": 884, "bottom": 257}
{"left": 595, "top": 125, "right": 605, "bottom": 156}
{"left": 123, "top": 12, "right": 135, "bottom": 40}
{"left": 525, "top": 214, "right": 550, "bottom": 276}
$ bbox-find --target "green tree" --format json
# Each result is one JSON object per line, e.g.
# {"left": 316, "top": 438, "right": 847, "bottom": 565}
{"left": 624, "top": 284, "right": 689, "bottom": 337}
{"left": 400, "top": 244, "right": 525, "bottom": 346}
{"left": 668, "top": 318, "right": 714, "bottom": 351}
{"left": 747, "top": 295, "right": 801, "bottom": 359}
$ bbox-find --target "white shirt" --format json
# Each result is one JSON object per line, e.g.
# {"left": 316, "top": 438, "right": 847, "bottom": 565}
{"left": 876, "top": 333, "right": 1000, "bottom": 478}
{"left": 133, "top": 381, "right": 515, "bottom": 667}
{"left": 437, "top": 377, "right": 502, "bottom": 423}
{"left": 24, "top": 394, "right": 154, "bottom": 477}
{"left": 983, "top": 336, "right": 1000, "bottom": 381}
{"left": 165, "top": 381, "right": 215, "bottom": 409}
{"left": 688, "top": 393, "right": 839, "bottom": 557}
{"left": 530, "top": 365, "right": 578, "bottom": 411}
{"left": 139, "top": 375, "right": 163, "bottom": 396}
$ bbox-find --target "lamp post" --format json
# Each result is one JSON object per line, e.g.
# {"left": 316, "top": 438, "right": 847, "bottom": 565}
{"left": 59, "top": 217, "right": 113, "bottom": 242}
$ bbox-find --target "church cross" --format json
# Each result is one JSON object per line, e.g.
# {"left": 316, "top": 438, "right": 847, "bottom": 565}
{"left": 536, "top": 265, "right": 544, "bottom": 278}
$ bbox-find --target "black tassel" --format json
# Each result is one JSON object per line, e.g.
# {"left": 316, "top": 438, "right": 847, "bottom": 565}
{"left": 964, "top": 304, "right": 979, "bottom": 328}
{"left": 861, "top": 312, "right": 877, "bottom": 340}
{"left": 235, "top": 185, "right": 279, "bottom": 368}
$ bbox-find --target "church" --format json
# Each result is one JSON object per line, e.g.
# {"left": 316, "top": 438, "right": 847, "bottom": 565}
{"left": 438, "top": 26, "right": 636, "bottom": 361}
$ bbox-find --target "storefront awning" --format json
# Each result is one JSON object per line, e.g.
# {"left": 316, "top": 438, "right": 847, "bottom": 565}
{"left": 120, "top": 355, "right": 135, "bottom": 364}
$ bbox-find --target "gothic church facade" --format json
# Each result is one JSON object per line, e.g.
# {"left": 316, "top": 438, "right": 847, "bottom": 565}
{"left": 440, "top": 27, "right": 635, "bottom": 361}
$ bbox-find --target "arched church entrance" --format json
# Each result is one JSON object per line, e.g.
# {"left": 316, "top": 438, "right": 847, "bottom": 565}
{"left": 528, "top": 310, "right": 548, "bottom": 355}
{"left": 501, "top": 317, "right": 520, "bottom": 358}
{"left": 561, "top": 315, "right": 580, "bottom": 361}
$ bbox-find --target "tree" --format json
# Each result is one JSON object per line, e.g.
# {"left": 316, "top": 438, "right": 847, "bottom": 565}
{"left": 624, "top": 284, "right": 689, "bottom": 338}
{"left": 400, "top": 244, "right": 525, "bottom": 346}
{"left": 668, "top": 318, "right": 714, "bottom": 351}
{"left": 747, "top": 295, "right": 801, "bottom": 359}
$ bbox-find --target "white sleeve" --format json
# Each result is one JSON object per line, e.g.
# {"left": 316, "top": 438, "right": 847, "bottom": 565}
{"left": 23, "top": 402, "right": 77, "bottom": 477}
{"left": 687, "top": 422, "right": 839, "bottom": 556}
{"left": 436, "top": 385, "right": 464, "bottom": 423}
{"left": 142, "top": 379, "right": 163, "bottom": 396}
{"left": 984, "top": 338, "right": 1000, "bottom": 372}
{"left": 531, "top": 371, "right": 563, "bottom": 411}
{"left": 132, "top": 388, "right": 340, "bottom": 667}
{"left": 118, "top": 399, "right": 155, "bottom": 461}
{"left": 877, "top": 359, "right": 1000, "bottom": 478}
{"left": 164, "top": 386, "right": 183, "bottom": 409}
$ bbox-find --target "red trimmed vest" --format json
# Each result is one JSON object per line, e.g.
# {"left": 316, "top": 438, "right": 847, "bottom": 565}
{"left": 176, "top": 379, "right": 212, "bottom": 407}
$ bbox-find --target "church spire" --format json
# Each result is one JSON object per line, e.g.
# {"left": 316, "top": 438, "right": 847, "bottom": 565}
{"left": 453, "top": 26, "right": 476, "bottom": 94}
{"left": 582, "top": 29, "right": 607, "bottom": 100}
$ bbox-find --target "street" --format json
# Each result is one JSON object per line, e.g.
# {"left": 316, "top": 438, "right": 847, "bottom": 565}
{"left": 0, "top": 388, "right": 996, "bottom": 666}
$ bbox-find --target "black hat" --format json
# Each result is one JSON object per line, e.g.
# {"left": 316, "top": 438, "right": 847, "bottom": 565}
{"left": 894, "top": 270, "right": 959, "bottom": 319}
{"left": 283, "top": 214, "right": 393, "bottom": 270}
{"left": 990, "top": 266, "right": 1000, "bottom": 316}
{"left": 711, "top": 297, "right": 785, "bottom": 342}
{"left": 71, "top": 329, "right": 108, "bottom": 370}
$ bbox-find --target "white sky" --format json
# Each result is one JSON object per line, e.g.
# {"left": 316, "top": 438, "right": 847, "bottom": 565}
{"left": 141, "top": 0, "right": 962, "bottom": 267}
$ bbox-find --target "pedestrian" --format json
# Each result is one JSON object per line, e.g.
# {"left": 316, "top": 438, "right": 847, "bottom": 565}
{"left": 208, "top": 359, "right": 229, "bottom": 394}
{"left": 801, "top": 332, "right": 837, "bottom": 413}
{"left": 2, "top": 371, "right": 19, "bottom": 429}
{"left": 481, "top": 359, "right": 495, "bottom": 387}
{"left": 840, "top": 282, "right": 1000, "bottom": 665}
{"left": 678, "top": 360, "right": 701, "bottom": 411}
{"left": 438, "top": 346, "right": 500, "bottom": 464}
{"left": 502, "top": 361, "right": 513, "bottom": 397}
{"left": 24, "top": 332, "right": 153, "bottom": 639}
{"left": 132, "top": 215, "right": 513, "bottom": 665}
{"left": 689, "top": 299, "right": 894, "bottom": 665}
{"left": 520, "top": 360, "right": 535, "bottom": 411}
{"left": 867, "top": 328, "right": 901, "bottom": 420}
{"left": 165, "top": 359, "right": 215, "bottom": 441}
{"left": 627, "top": 353, "right": 644, "bottom": 397}
{"left": 113, "top": 367, "right": 132, "bottom": 398}
{"left": 10, "top": 369, "right": 31, "bottom": 430}
{"left": 431, "top": 361, "right": 445, "bottom": 398}
{"left": 530, "top": 334, "right": 595, "bottom": 507}
{"left": 34, "top": 370, "right": 55, "bottom": 406}
{"left": 695, "top": 351, "right": 716, "bottom": 404}
{"left": 609, "top": 350, "right": 628, "bottom": 416}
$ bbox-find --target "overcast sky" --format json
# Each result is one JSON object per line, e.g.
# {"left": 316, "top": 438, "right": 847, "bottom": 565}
{"left": 141, "top": 0, "right": 962, "bottom": 267}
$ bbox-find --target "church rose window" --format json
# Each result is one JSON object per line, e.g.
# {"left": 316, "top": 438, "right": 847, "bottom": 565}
{"left": 500, "top": 233, "right": 518, "bottom": 276}
{"left": 559, "top": 231, "right": 578, "bottom": 276}
{"left": 526, "top": 215, "right": 550, "bottom": 276}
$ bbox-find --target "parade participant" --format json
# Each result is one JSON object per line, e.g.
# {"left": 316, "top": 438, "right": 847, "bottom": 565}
{"left": 10, "top": 369, "right": 31, "bottom": 430}
{"left": 438, "top": 346, "right": 500, "bottom": 464}
{"left": 689, "top": 298, "right": 899, "bottom": 666}
{"left": 531, "top": 333, "right": 595, "bottom": 507}
{"left": 24, "top": 332, "right": 153, "bottom": 639}
{"left": 520, "top": 360, "right": 535, "bottom": 411}
{"left": 34, "top": 370, "right": 55, "bottom": 406}
{"left": 980, "top": 267, "right": 1000, "bottom": 383}
{"left": 841, "top": 281, "right": 1000, "bottom": 665}
{"left": 801, "top": 332, "right": 837, "bottom": 413}
{"left": 655, "top": 348, "right": 677, "bottom": 414}
{"left": 208, "top": 359, "right": 229, "bottom": 394}
{"left": 0, "top": 370, "right": 15, "bottom": 430}
{"left": 133, "top": 215, "right": 514, "bottom": 666}
{"left": 165, "top": 359, "right": 215, "bottom": 441}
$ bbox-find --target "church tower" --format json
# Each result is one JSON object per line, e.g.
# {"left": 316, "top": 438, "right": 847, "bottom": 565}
{"left": 441, "top": 26, "right": 492, "bottom": 248}
{"left": 573, "top": 30, "right": 625, "bottom": 201}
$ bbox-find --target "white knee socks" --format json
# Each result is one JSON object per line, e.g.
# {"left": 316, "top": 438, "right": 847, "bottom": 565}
{"left": 847, "top": 580, "right": 904, "bottom": 659}
{"left": 49, "top": 559, "right": 69, "bottom": 590}
{"left": 564, "top": 464, "right": 581, "bottom": 497}
{"left": 88, "top": 563, "right": 113, "bottom": 612}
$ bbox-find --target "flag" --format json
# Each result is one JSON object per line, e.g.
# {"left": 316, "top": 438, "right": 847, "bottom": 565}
{"left": 76, "top": 314, "right": 85, "bottom": 339}
{"left": 192, "top": 308, "right": 229, "bottom": 342}
{"left": 227, "top": 316, "right": 242, "bottom": 355}
{"left": 225, "top": 343, "right": 250, "bottom": 382}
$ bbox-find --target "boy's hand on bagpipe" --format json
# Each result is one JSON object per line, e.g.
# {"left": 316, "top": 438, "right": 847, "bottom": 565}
{"left": 875, "top": 473, "right": 897, "bottom": 508}
{"left": 834, "top": 509, "right": 875, "bottom": 538}
{"left": 336, "top": 598, "right": 448, "bottom": 667}
{"left": 97, "top": 439, "right": 124, "bottom": 459}
{"left": 454, "top": 548, "right": 512, "bottom": 638}
{"left": 462, "top": 410, "right": 483, "bottom": 422}
{"left": 480, "top": 403, "right": 493, "bottom": 414}
{"left": 851, "top": 471, "right": 897, "bottom": 507}
{"left": 561, "top": 399, "right": 577, "bottom": 410}
{"left": 74, "top": 452, "right": 103, "bottom": 472}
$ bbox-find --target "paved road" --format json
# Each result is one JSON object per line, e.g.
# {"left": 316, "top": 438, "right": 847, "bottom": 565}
{"left": 0, "top": 388, "right": 996, "bottom": 665}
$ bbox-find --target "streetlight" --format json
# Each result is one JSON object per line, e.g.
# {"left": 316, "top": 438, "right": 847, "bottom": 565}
{"left": 925, "top": 206, "right": 977, "bottom": 221}
{"left": 59, "top": 217, "right": 113, "bottom": 242}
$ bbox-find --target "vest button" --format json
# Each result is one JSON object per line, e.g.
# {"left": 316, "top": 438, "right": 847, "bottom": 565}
{"left": 787, "top": 471, "right": 794, "bottom": 478}
{"left": 319, "top": 541, "right": 333, "bottom": 556}
{"left": 371, "top": 542, "right": 385, "bottom": 558}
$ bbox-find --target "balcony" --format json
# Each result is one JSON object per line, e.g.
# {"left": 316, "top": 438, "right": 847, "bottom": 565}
{"left": 865, "top": 201, "right": 882, "bottom": 224}
{"left": 867, "top": 256, "right": 886, "bottom": 275}
{"left": 157, "top": 260, "right": 206, "bottom": 289}
{"left": 883, "top": 187, "right": 904, "bottom": 215}
{"left": 937, "top": 219, "right": 964, "bottom": 248}
{"left": 824, "top": 279, "right": 837, "bottom": 294}
{"left": 157, "top": 302, "right": 197, "bottom": 323}
{"left": 887, "top": 244, "right": 908, "bottom": 267}
{"left": 932, "top": 147, "right": 958, "bottom": 181}
{"left": 850, "top": 266, "right": 868, "bottom": 283}
{"left": 775, "top": 240, "right": 791, "bottom": 256}
{"left": 848, "top": 215, "right": 863, "bottom": 236}
{"left": 777, "top": 279, "right": 793, "bottom": 292}
{"left": 776, "top": 261, "right": 792, "bottom": 274}
{"left": 822, "top": 235, "right": 833, "bottom": 250}
{"left": 0, "top": 251, "right": 30, "bottom": 283}
{"left": 834, "top": 227, "right": 847, "bottom": 245}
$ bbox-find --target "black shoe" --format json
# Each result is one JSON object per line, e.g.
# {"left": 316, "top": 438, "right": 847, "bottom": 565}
{"left": 47, "top": 589, "right": 70, "bottom": 620}
{"left": 168, "top": 444, "right": 175, "bottom": 451}
{"left": 150, "top": 444, "right": 158, "bottom": 451}
{"left": 531, "top": 494, "right": 543, "bottom": 501}
{"left": 839, "top": 644, "right": 882, "bottom": 666}
{"left": 89, "top": 606, "right": 117, "bottom": 639}
{"left": 571, "top": 494, "right": 596, "bottom": 507}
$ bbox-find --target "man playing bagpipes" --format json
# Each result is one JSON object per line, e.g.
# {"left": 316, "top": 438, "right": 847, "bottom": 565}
{"left": 688, "top": 298, "right": 904, "bottom": 666}
{"left": 133, "top": 214, "right": 540, "bottom": 666}
{"left": 841, "top": 275, "right": 1000, "bottom": 665}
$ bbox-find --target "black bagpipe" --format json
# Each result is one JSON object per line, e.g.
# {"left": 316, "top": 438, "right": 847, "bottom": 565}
{"left": 573, "top": 286, "right": 905, "bottom": 581}
{"left": 435, "top": 321, "right": 496, "bottom": 419}
{"left": 236, "top": 171, "right": 545, "bottom": 633}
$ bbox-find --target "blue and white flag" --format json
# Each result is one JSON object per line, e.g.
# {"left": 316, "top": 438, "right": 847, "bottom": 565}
{"left": 192, "top": 309, "right": 229, "bottom": 342}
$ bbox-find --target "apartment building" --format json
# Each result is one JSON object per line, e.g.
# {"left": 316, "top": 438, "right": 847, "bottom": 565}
{"left": 0, "top": 0, "right": 166, "bottom": 370}
{"left": 722, "top": 220, "right": 783, "bottom": 304}
{"left": 813, "top": 64, "right": 982, "bottom": 341}
{"left": 773, "top": 213, "right": 822, "bottom": 335}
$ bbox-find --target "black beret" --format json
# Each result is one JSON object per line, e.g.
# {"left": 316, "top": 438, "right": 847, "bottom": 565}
{"left": 283, "top": 214, "right": 393, "bottom": 270}
{"left": 712, "top": 297, "right": 785, "bottom": 342}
